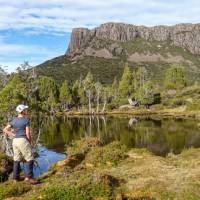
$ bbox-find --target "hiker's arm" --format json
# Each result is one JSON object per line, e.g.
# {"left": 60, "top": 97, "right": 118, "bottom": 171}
{"left": 3, "top": 124, "right": 15, "bottom": 137}
{"left": 26, "top": 126, "right": 32, "bottom": 144}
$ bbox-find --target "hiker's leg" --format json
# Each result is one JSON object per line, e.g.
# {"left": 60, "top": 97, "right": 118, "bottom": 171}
{"left": 18, "top": 138, "right": 34, "bottom": 178}
{"left": 25, "top": 160, "right": 34, "bottom": 178}
{"left": 17, "top": 138, "right": 38, "bottom": 184}
{"left": 13, "top": 161, "right": 21, "bottom": 180}
{"left": 12, "top": 139, "right": 23, "bottom": 180}
{"left": 24, "top": 159, "right": 38, "bottom": 184}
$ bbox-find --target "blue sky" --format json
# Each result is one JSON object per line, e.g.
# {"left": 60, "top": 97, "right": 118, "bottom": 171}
{"left": 0, "top": 0, "right": 200, "bottom": 72}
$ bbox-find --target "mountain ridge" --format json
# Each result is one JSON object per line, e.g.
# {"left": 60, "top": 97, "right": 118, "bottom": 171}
{"left": 66, "top": 22, "right": 200, "bottom": 57}
{"left": 36, "top": 22, "right": 200, "bottom": 84}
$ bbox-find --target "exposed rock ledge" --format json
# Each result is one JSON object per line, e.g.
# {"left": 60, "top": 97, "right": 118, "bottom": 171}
{"left": 66, "top": 22, "right": 200, "bottom": 56}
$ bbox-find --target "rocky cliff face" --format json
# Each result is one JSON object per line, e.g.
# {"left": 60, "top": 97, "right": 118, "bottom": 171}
{"left": 36, "top": 22, "right": 200, "bottom": 85}
{"left": 66, "top": 22, "right": 200, "bottom": 57}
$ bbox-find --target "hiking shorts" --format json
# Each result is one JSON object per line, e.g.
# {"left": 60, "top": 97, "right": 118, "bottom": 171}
{"left": 12, "top": 138, "right": 34, "bottom": 162}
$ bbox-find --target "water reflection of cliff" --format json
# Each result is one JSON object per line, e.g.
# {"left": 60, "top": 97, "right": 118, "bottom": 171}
{"left": 38, "top": 116, "right": 200, "bottom": 156}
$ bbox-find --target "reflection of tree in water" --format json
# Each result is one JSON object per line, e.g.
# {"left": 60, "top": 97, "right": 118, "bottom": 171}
{"left": 40, "top": 117, "right": 63, "bottom": 151}
{"left": 38, "top": 116, "right": 200, "bottom": 156}
{"left": 30, "top": 112, "right": 48, "bottom": 147}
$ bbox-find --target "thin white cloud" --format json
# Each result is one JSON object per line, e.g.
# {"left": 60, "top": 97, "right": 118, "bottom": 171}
{"left": 0, "top": 0, "right": 200, "bottom": 34}
{"left": 1, "top": 0, "right": 200, "bottom": 72}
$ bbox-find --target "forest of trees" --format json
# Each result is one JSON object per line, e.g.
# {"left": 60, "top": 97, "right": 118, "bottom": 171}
{"left": 0, "top": 62, "right": 187, "bottom": 118}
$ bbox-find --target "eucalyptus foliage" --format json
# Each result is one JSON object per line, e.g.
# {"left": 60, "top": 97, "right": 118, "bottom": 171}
{"left": 164, "top": 64, "right": 186, "bottom": 89}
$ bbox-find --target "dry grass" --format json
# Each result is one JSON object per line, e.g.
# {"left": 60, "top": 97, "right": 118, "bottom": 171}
{"left": 103, "top": 148, "right": 200, "bottom": 199}
{"left": 1, "top": 141, "right": 200, "bottom": 200}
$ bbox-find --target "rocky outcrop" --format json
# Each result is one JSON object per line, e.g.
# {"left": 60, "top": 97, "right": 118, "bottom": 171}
{"left": 84, "top": 47, "right": 114, "bottom": 59}
{"left": 66, "top": 22, "right": 200, "bottom": 57}
{"left": 66, "top": 28, "right": 91, "bottom": 55}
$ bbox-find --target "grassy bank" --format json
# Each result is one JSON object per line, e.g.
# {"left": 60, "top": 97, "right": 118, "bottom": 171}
{"left": 58, "top": 106, "right": 200, "bottom": 120}
{"left": 0, "top": 138, "right": 199, "bottom": 200}
{"left": 55, "top": 84, "right": 200, "bottom": 120}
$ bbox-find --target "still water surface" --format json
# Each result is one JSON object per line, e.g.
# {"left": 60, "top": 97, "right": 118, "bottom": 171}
{"left": 4, "top": 115, "right": 199, "bottom": 177}
{"left": 39, "top": 116, "right": 200, "bottom": 157}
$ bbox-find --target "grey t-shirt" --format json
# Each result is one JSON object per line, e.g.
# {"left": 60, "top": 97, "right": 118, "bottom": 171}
{"left": 10, "top": 117, "right": 30, "bottom": 138}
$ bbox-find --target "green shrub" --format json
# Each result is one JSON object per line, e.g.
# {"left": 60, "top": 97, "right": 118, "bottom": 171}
{"left": 106, "top": 103, "right": 119, "bottom": 110}
{"left": 85, "top": 141, "right": 128, "bottom": 166}
{"left": 88, "top": 183, "right": 113, "bottom": 199}
{"left": 170, "top": 98, "right": 186, "bottom": 107}
{"left": 32, "top": 183, "right": 112, "bottom": 200}
{"left": 34, "top": 186, "right": 88, "bottom": 200}
{"left": 0, "top": 182, "right": 31, "bottom": 200}
{"left": 187, "top": 102, "right": 200, "bottom": 111}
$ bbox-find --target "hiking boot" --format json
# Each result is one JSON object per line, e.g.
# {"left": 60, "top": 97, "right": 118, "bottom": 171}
{"left": 25, "top": 177, "right": 39, "bottom": 185}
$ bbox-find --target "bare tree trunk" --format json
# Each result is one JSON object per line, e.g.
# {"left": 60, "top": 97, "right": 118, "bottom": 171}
{"left": 96, "top": 91, "right": 99, "bottom": 113}
{"left": 89, "top": 116, "right": 92, "bottom": 136}
{"left": 142, "top": 74, "right": 145, "bottom": 87}
{"left": 140, "top": 76, "right": 142, "bottom": 88}
{"left": 88, "top": 90, "right": 91, "bottom": 113}
{"left": 101, "top": 98, "right": 107, "bottom": 113}
{"left": 84, "top": 117, "right": 87, "bottom": 138}
{"left": 101, "top": 116, "right": 107, "bottom": 135}
{"left": 96, "top": 116, "right": 100, "bottom": 139}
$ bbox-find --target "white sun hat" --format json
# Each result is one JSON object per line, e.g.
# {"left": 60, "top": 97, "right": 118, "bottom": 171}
{"left": 16, "top": 104, "right": 29, "bottom": 113}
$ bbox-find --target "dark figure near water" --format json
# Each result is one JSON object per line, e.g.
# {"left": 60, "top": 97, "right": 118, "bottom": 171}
{"left": 3, "top": 104, "right": 39, "bottom": 184}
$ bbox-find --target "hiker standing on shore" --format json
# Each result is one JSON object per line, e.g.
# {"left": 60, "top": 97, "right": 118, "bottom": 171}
{"left": 3, "top": 104, "right": 38, "bottom": 184}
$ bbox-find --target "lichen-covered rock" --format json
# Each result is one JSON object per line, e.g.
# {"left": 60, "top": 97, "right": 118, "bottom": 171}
{"left": 66, "top": 22, "right": 200, "bottom": 57}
